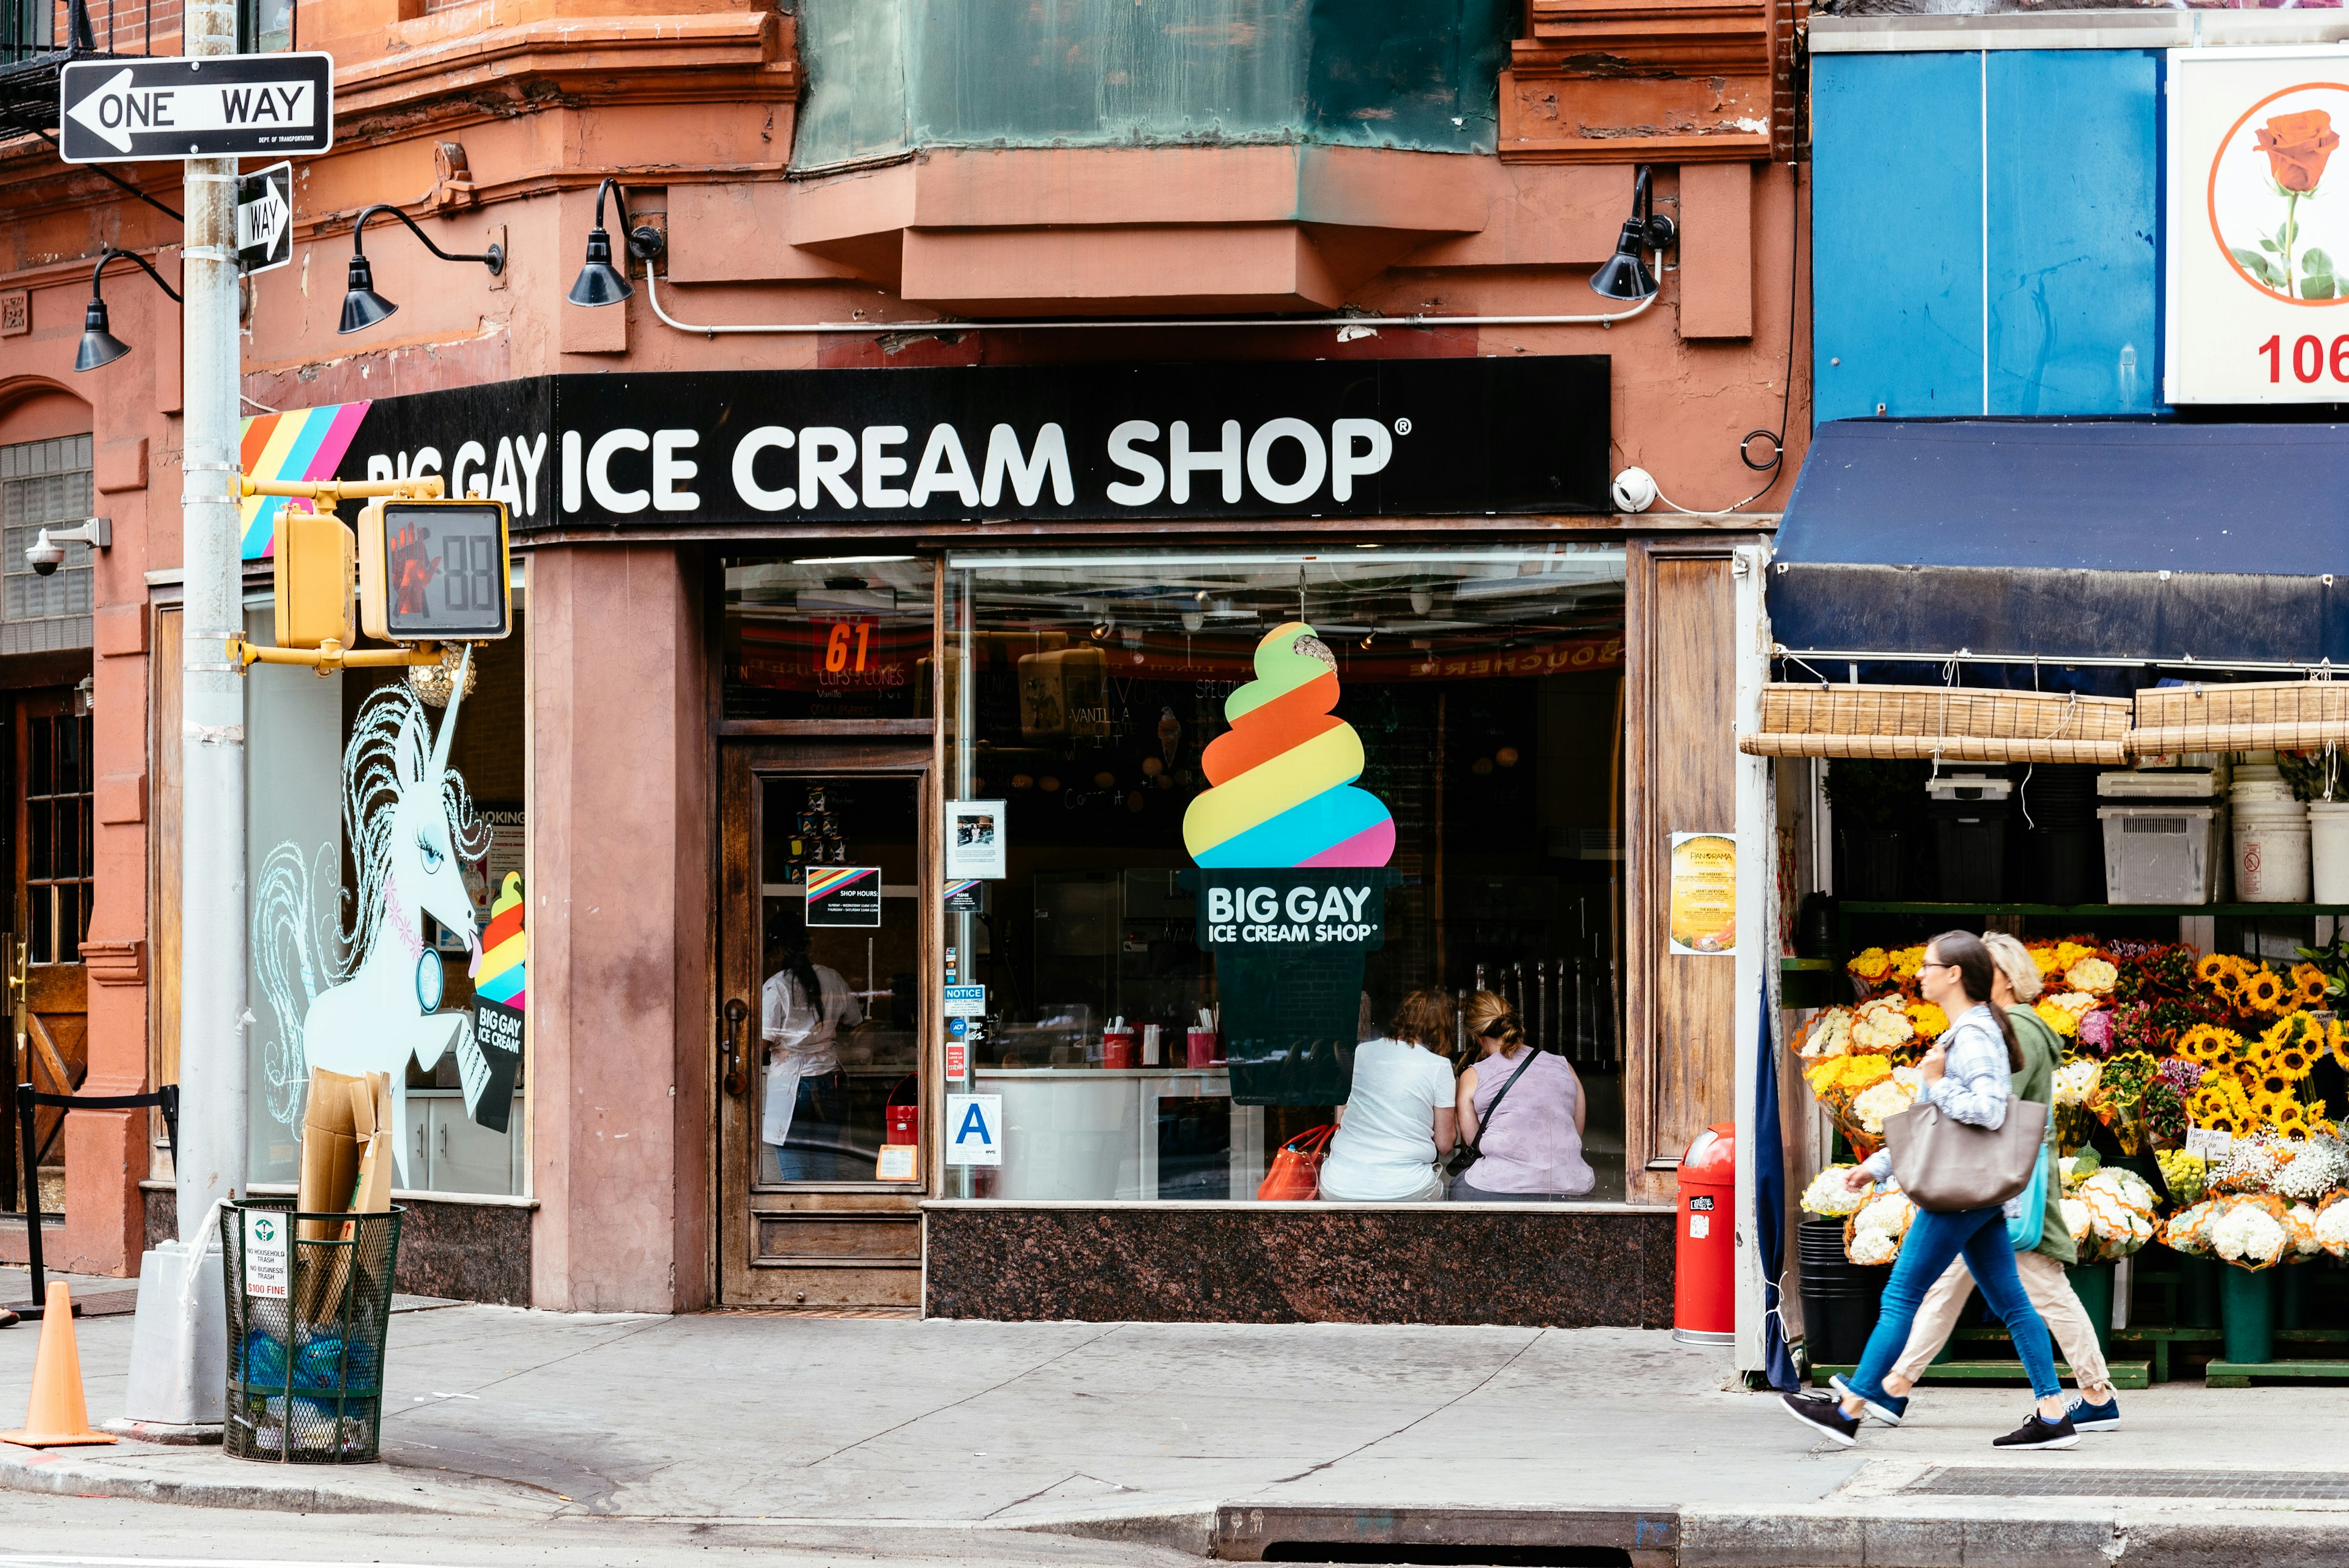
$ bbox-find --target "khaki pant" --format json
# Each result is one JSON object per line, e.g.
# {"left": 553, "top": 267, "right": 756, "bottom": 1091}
{"left": 1891, "top": 1248, "right": 2112, "bottom": 1391}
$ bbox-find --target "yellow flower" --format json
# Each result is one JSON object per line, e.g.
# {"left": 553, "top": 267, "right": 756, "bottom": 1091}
{"left": 1906, "top": 1000, "right": 1949, "bottom": 1039}
{"left": 2056, "top": 941, "right": 2096, "bottom": 970}
{"left": 2036, "top": 1000, "right": 2082, "bottom": 1038}
{"left": 2244, "top": 969, "right": 2289, "bottom": 1014}
{"left": 2292, "top": 962, "right": 2332, "bottom": 1006}
{"left": 1891, "top": 945, "right": 1928, "bottom": 980}
{"left": 1847, "top": 947, "right": 1891, "bottom": 982}
{"left": 2032, "top": 944, "right": 2064, "bottom": 976}
{"left": 2279, "top": 1044, "right": 2315, "bottom": 1079}
{"left": 1839, "top": 1054, "right": 1893, "bottom": 1090}
{"left": 2196, "top": 952, "right": 2233, "bottom": 986}
{"left": 2065, "top": 956, "right": 2120, "bottom": 995}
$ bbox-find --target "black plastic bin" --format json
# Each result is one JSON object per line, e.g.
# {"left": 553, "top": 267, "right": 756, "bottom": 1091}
{"left": 221, "top": 1199, "right": 403, "bottom": 1463}
{"left": 1797, "top": 1216, "right": 1885, "bottom": 1366}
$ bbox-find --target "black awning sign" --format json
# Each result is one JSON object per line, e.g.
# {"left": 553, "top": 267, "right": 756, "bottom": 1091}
{"left": 59, "top": 53, "right": 335, "bottom": 163}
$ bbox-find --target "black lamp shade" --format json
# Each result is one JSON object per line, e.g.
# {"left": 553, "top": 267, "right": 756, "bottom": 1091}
{"left": 1589, "top": 220, "right": 1658, "bottom": 301}
{"left": 73, "top": 298, "right": 130, "bottom": 372}
{"left": 338, "top": 253, "right": 398, "bottom": 335}
{"left": 566, "top": 226, "right": 633, "bottom": 307}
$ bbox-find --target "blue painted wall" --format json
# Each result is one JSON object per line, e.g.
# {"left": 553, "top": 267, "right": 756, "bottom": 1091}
{"left": 1813, "top": 50, "right": 2162, "bottom": 421}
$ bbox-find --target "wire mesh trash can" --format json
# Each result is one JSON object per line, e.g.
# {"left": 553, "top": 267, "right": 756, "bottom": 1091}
{"left": 221, "top": 1199, "right": 403, "bottom": 1463}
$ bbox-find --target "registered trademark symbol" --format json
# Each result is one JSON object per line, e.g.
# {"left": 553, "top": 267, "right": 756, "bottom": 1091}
{"left": 1393, "top": 418, "right": 1412, "bottom": 435}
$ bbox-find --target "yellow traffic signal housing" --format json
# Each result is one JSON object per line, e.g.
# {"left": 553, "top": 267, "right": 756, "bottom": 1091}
{"left": 271, "top": 509, "right": 357, "bottom": 651}
{"left": 358, "top": 498, "right": 513, "bottom": 644}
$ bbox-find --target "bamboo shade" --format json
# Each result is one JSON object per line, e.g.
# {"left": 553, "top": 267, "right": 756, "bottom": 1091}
{"left": 1740, "top": 683, "right": 2132, "bottom": 763}
{"left": 2131, "top": 681, "right": 2349, "bottom": 756}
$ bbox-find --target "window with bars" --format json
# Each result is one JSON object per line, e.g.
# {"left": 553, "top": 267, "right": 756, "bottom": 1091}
{"left": 23, "top": 706, "right": 92, "bottom": 966}
{"left": 0, "top": 436, "right": 94, "bottom": 657}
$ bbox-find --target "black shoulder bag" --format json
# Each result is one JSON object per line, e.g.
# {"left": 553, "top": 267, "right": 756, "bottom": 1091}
{"left": 1447, "top": 1048, "right": 1540, "bottom": 1180}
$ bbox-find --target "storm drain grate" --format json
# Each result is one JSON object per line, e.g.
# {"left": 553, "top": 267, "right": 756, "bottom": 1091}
{"left": 1906, "top": 1468, "right": 2349, "bottom": 1501}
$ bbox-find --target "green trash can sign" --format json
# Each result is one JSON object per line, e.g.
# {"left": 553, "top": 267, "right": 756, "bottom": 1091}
{"left": 245, "top": 1211, "right": 289, "bottom": 1301}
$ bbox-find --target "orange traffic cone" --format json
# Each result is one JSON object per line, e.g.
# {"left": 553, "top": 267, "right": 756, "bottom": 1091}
{"left": 0, "top": 1282, "right": 115, "bottom": 1447}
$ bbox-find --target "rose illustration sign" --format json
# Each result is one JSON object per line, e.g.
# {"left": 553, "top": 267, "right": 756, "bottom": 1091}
{"left": 2169, "top": 48, "right": 2349, "bottom": 402}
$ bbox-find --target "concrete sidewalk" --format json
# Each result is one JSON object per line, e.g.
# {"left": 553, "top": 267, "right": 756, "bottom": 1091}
{"left": 0, "top": 1303, "right": 2344, "bottom": 1564}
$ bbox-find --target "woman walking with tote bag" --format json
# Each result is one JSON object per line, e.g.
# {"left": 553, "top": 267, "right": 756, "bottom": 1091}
{"left": 1780, "top": 931, "right": 2079, "bottom": 1451}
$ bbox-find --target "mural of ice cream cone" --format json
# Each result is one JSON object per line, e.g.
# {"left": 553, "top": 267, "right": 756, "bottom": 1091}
{"left": 1183, "top": 622, "right": 1395, "bottom": 870}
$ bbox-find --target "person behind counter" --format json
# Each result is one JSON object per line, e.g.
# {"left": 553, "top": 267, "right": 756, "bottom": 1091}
{"left": 1317, "top": 989, "right": 1457, "bottom": 1203}
{"left": 1451, "top": 991, "right": 1595, "bottom": 1201}
{"left": 762, "top": 925, "right": 863, "bottom": 1182}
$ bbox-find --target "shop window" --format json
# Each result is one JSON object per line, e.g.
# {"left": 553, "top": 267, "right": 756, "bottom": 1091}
{"left": 237, "top": 0, "right": 292, "bottom": 51}
{"left": 0, "top": 435, "right": 94, "bottom": 656}
{"left": 943, "top": 547, "right": 1627, "bottom": 1204}
{"left": 240, "top": 583, "right": 529, "bottom": 1198}
{"left": 722, "top": 557, "right": 932, "bottom": 719}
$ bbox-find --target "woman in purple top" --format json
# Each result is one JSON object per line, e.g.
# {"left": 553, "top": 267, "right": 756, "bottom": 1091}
{"left": 1450, "top": 991, "right": 1595, "bottom": 1201}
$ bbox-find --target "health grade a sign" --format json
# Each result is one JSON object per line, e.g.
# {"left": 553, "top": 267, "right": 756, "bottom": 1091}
{"left": 2167, "top": 46, "right": 2349, "bottom": 402}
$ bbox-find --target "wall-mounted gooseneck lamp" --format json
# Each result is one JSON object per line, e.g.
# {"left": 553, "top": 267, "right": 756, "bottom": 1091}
{"left": 1590, "top": 165, "right": 1677, "bottom": 303}
{"left": 566, "top": 177, "right": 667, "bottom": 308}
{"left": 340, "top": 205, "right": 506, "bottom": 335}
{"left": 72, "top": 246, "right": 182, "bottom": 373}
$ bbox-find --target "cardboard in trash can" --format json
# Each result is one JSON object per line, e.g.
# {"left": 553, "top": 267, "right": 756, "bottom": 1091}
{"left": 293, "top": 1068, "right": 392, "bottom": 1323}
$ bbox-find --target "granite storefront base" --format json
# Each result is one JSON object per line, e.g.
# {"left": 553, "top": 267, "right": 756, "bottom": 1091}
{"left": 144, "top": 1186, "right": 533, "bottom": 1306}
{"left": 921, "top": 1201, "right": 1675, "bottom": 1325}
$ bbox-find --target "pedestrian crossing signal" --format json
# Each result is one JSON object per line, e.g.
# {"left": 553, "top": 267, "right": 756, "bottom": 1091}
{"left": 272, "top": 509, "right": 355, "bottom": 652}
{"left": 358, "top": 498, "right": 512, "bottom": 644}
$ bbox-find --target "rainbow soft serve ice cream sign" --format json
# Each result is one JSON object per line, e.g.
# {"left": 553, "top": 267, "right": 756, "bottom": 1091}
{"left": 1183, "top": 623, "right": 1397, "bottom": 1106}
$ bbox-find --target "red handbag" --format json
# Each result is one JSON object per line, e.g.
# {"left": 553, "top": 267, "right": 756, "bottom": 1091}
{"left": 1257, "top": 1125, "right": 1336, "bottom": 1201}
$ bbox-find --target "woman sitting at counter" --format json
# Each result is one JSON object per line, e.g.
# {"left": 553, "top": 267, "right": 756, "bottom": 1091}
{"left": 1450, "top": 991, "right": 1594, "bottom": 1202}
{"left": 1316, "top": 989, "right": 1458, "bottom": 1203}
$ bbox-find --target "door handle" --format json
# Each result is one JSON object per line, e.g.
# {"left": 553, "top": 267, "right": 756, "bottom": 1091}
{"left": 721, "top": 998, "right": 749, "bottom": 1098}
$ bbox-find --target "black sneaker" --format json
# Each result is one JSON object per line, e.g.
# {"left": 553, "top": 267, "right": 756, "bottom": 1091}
{"left": 1992, "top": 1411, "right": 2080, "bottom": 1450}
{"left": 1830, "top": 1373, "right": 1908, "bottom": 1426}
{"left": 1781, "top": 1391, "right": 1861, "bottom": 1448}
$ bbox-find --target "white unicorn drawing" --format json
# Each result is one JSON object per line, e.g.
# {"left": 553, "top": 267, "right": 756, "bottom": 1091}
{"left": 253, "top": 653, "right": 489, "bottom": 1187}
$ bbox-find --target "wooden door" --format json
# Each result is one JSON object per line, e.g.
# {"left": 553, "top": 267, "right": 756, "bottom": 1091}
{"left": 718, "top": 739, "right": 937, "bottom": 1306}
{"left": 7, "top": 690, "right": 92, "bottom": 1213}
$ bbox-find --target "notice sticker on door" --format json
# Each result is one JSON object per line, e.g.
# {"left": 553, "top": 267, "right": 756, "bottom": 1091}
{"left": 245, "top": 1211, "right": 289, "bottom": 1301}
{"left": 806, "top": 866, "right": 882, "bottom": 927}
{"left": 944, "top": 984, "right": 986, "bottom": 1018}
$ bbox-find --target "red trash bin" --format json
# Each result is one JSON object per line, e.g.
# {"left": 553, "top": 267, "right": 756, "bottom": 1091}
{"left": 1674, "top": 1120, "right": 1736, "bottom": 1344}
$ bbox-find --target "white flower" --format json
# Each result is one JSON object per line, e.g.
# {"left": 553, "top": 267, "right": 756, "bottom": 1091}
{"left": 2080, "top": 1167, "right": 2158, "bottom": 1218}
{"left": 1849, "top": 1230, "right": 1899, "bottom": 1265}
{"left": 2291, "top": 1204, "right": 2325, "bottom": 1256}
{"left": 2053, "top": 1060, "right": 2101, "bottom": 1109}
{"left": 2271, "top": 1137, "right": 2349, "bottom": 1203}
{"left": 2315, "top": 1202, "right": 2349, "bottom": 1256}
{"left": 2062, "top": 1197, "right": 2092, "bottom": 1242}
{"left": 2210, "top": 1204, "right": 2289, "bottom": 1267}
{"left": 1800, "top": 1167, "right": 1868, "bottom": 1218}
{"left": 1854, "top": 1191, "right": 1913, "bottom": 1237}
{"left": 1850, "top": 996, "right": 1915, "bottom": 1052}
{"left": 1800, "top": 1008, "right": 1855, "bottom": 1061}
{"left": 1852, "top": 1078, "right": 1919, "bottom": 1136}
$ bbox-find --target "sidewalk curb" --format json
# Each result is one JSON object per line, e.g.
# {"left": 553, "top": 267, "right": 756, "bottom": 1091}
{"left": 0, "top": 1440, "right": 558, "bottom": 1518}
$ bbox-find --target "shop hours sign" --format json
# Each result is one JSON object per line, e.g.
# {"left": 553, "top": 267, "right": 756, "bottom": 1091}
{"left": 2167, "top": 46, "right": 2349, "bottom": 402}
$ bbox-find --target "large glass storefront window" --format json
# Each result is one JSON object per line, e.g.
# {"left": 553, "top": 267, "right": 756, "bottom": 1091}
{"left": 724, "top": 557, "right": 933, "bottom": 719}
{"left": 943, "top": 547, "right": 1626, "bottom": 1204}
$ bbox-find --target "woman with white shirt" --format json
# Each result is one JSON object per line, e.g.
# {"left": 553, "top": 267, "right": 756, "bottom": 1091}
{"left": 762, "top": 933, "right": 863, "bottom": 1182}
{"left": 1316, "top": 989, "right": 1458, "bottom": 1203}
{"left": 1779, "top": 930, "right": 2078, "bottom": 1452}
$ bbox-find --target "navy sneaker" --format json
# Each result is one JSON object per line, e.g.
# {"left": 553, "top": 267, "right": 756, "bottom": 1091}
{"left": 1830, "top": 1374, "right": 1908, "bottom": 1427}
{"left": 1992, "top": 1411, "right": 2080, "bottom": 1451}
{"left": 2065, "top": 1392, "right": 2120, "bottom": 1432}
{"left": 1781, "top": 1391, "right": 1861, "bottom": 1448}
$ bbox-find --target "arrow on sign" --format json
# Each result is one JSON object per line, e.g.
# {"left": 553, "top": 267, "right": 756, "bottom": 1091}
{"left": 65, "top": 66, "right": 317, "bottom": 154}
{"left": 237, "top": 179, "right": 288, "bottom": 258}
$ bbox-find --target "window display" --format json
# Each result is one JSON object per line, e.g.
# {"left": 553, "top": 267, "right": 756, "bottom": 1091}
{"left": 943, "top": 546, "right": 1627, "bottom": 1203}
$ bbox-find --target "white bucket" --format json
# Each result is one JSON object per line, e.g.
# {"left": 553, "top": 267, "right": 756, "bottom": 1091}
{"left": 2235, "top": 802, "right": 2312, "bottom": 903}
{"left": 2311, "top": 801, "right": 2349, "bottom": 904}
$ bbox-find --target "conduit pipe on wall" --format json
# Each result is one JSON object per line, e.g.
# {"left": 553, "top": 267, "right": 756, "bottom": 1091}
{"left": 641, "top": 262, "right": 1664, "bottom": 338}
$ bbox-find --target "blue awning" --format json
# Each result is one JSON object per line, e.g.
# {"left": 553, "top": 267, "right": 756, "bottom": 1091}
{"left": 1770, "top": 420, "right": 2349, "bottom": 668}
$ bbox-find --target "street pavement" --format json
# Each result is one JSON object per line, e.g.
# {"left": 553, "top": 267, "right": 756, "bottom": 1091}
{"left": 0, "top": 1300, "right": 2343, "bottom": 1564}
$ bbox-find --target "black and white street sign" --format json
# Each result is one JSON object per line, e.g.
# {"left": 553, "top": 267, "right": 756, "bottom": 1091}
{"left": 59, "top": 53, "right": 334, "bottom": 163}
{"left": 236, "top": 161, "right": 293, "bottom": 275}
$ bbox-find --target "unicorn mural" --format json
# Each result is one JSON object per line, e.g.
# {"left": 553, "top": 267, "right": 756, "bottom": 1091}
{"left": 253, "top": 653, "right": 489, "bottom": 1187}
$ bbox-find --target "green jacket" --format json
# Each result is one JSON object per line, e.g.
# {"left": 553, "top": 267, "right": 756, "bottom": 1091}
{"left": 2008, "top": 1005, "right": 2074, "bottom": 1265}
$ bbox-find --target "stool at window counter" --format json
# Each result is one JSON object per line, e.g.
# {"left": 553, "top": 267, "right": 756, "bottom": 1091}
{"left": 1674, "top": 1122, "right": 1735, "bottom": 1345}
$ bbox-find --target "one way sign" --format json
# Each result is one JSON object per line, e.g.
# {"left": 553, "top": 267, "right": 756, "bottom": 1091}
{"left": 58, "top": 53, "right": 333, "bottom": 163}
{"left": 237, "top": 162, "right": 292, "bottom": 275}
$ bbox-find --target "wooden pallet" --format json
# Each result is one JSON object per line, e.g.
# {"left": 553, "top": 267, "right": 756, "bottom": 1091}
{"left": 1810, "top": 1361, "right": 2151, "bottom": 1391}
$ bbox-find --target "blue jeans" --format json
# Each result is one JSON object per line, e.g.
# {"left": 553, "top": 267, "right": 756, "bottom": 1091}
{"left": 1846, "top": 1205, "right": 2061, "bottom": 1403}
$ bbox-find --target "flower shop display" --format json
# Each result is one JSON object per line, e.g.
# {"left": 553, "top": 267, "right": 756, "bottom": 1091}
{"left": 2065, "top": 1164, "right": 2160, "bottom": 1263}
{"left": 1798, "top": 1165, "right": 1868, "bottom": 1219}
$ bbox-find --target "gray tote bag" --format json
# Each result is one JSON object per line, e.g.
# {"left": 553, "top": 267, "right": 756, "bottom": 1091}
{"left": 1882, "top": 1096, "right": 2049, "bottom": 1214}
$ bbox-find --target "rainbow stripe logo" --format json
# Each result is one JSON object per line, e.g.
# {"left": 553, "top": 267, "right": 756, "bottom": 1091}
{"left": 475, "top": 871, "right": 525, "bottom": 1013}
{"left": 237, "top": 401, "right": 372, "bottom": 560}
{"left": 804, "top": 866, "right": 874, "bottom": 901}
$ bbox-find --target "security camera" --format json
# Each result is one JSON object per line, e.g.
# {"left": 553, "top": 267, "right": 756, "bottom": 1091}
{"left": 1611, "top": 467, "right": 1659, "bottom": 514}
{"left": 26, "top": 516, "right": 108, "bottom": 575}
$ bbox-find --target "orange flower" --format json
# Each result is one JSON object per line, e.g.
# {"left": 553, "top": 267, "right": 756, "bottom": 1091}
{"left": 2259, "top": 109, "right": 2342, "bottom": 194}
